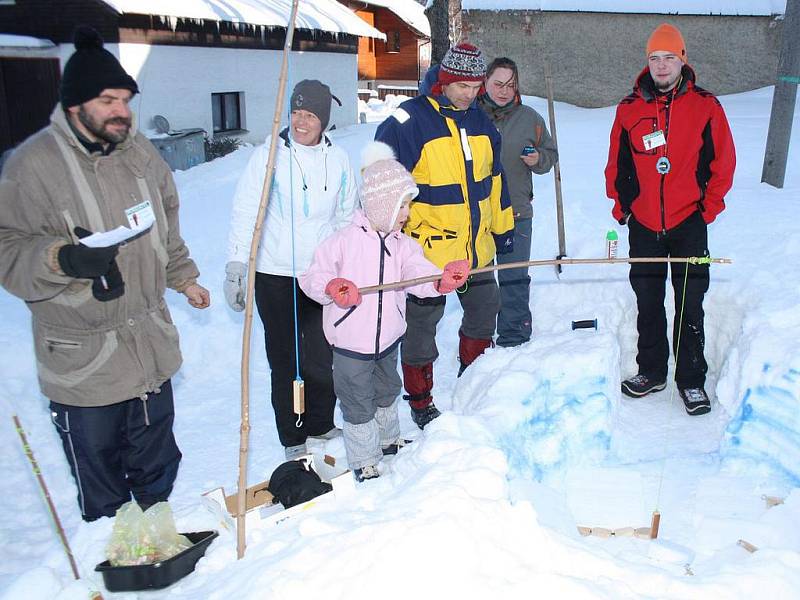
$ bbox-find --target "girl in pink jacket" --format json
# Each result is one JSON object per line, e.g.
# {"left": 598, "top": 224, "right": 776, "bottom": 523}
{"left": 300, "top": 142, "right": 468, "bottom": 481}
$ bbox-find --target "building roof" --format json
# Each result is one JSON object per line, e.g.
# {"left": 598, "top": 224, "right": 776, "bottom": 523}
{"left": 100, "top": 0, "right": 386, "bottom": 39}
{"left": 460, "top": 0, "right": 786, "bottom": 16}
{"left": 358, "top": 0, "right": 431, "bottom": 37}
{"left": 0, "top": 34, "right": 56, "bottom": 48}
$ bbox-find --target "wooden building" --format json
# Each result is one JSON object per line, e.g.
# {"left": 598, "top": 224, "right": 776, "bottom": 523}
{"left": 0, "top": 0, "right": 384, "bottom": 155}
{"left": 340, "top": 0, "right": 430, "bottom": 94}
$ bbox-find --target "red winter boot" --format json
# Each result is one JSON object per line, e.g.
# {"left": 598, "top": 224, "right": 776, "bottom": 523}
{"left": 458, "top": 332, "right": 494, "bottom": 377}
{"left": 401, "top": 362, "right": 441, "bottom": 429}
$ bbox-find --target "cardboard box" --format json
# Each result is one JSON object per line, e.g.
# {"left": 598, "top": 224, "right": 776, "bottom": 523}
{"left": 202, "top": 454, "right": 354, "bottom": 531}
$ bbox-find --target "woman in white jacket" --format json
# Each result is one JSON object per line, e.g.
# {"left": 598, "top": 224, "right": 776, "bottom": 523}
{"left": 225, "top": 80, "right": 358, "bottom": 459}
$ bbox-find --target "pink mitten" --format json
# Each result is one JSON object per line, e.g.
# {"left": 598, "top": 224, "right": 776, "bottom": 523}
{"left": 325, "top": 278, "right": 362, "bottom": 308}
{"left": 437, "top": 259, "right": 470, "bottom": 294}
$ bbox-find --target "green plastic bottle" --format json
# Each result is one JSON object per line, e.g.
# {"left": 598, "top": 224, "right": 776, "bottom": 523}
{"left": 606, "top": 230, "right": 619, "bottom": 259}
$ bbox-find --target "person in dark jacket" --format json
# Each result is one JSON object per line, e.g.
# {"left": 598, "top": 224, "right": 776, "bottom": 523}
{"left": 479, "top": 57, "right": 558, "bottom": 347}
{"left": 604, "top": 23, "right": 735, "bottom": 415}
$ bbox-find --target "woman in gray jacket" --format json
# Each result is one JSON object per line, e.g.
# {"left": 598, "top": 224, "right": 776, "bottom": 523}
{"left": 479, "top": 57, "right": 558, "bottom": 347}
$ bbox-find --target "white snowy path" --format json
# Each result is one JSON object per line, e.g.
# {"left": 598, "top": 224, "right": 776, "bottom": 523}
{"left": 1, "top": 86, "right": 799, "bottom": 599}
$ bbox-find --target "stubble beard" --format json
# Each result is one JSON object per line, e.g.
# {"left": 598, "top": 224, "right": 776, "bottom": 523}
{"left": 78, "top": 106, "right": 131, "bottom": 144}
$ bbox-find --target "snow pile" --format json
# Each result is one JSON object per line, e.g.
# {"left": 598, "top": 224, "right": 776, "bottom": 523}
{"left": 453, "top": 333, "right": 617, "bottom": 482}
{"left": 358, "top": 93, "right": 416, "bottom": 124}
{"left": 723, "top": 359, "right": 800, "bottom": 485}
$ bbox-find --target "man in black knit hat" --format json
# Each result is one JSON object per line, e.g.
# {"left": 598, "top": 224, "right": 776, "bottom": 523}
{"left": 0, "top": 26, "right": 210, "bottom": 520}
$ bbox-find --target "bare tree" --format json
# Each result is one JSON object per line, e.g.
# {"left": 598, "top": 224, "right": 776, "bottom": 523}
{"left": 449, "top": 0, "right": 462, "bottom": 46}
{"left": 425, "top": 0, "right": 450, "bottom": 64}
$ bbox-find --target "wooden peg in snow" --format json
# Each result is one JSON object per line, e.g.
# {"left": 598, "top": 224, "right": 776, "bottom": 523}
{"left": 738, "top": 539, "right": 758, "bottom": 553}
{"left": 577, "top": 525, "right": 652, "bottom": 539}
{"left": 650, "top": 510, "right": 661, "bottom": 539}
{"left": 762, "top": 494, "right": 785, "bottom": 508}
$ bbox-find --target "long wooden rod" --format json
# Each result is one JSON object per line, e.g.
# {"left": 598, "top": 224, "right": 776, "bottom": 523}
{"left": 544, "top": 61, "right": 567, "bottom": 260}
{"left": 237, "top": 0, "right": 300, "bottom": 560}
{"left": 358, "top": 256, "right": 731, "bottom": 294}
{"left": 13, "top": 415, "right": 80, "bottom": 579}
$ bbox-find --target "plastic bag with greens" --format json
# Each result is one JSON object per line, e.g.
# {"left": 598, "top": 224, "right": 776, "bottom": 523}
{"left": 106, "top": 502, "right": 192, "bottom": 566}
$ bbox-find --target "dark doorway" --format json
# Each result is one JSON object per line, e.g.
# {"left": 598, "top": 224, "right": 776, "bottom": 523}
{"left": 0, "top": 57, "right": 61, "bottom": 154}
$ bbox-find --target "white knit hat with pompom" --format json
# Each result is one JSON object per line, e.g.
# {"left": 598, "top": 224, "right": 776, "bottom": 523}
{"left": 360, "top": 142, "right": 418, "bottom": 233}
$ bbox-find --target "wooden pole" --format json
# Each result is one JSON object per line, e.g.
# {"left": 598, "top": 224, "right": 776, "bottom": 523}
{"left": 236, "top": 0, "right": 300, "bottom": 560}
{"left": 357, "top": 256, "right": 731, "bottom": 295}
{"left": 544, "top": 61, "right": 567, "bottom": 265}
{"left": 761, "top": 0, "right": 799, "bottom": 188}
{"left": 13, "top": 415, "right": 80, "bottom": 579}
{"left": 650, "top": 510, "right": 661, "bottom": 540}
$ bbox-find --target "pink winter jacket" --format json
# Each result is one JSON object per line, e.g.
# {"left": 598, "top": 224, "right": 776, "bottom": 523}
{"left": 300, "top": 210, "right": 441, "bottom": 358}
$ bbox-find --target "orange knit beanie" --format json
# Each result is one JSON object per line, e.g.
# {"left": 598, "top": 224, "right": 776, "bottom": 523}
{"left": 646, "top": 23, "right": 687, "bottom": 63}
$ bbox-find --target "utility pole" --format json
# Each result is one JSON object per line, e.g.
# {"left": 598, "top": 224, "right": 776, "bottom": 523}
{"left": 761, "top": 0, "right": 799, "bottom": 188}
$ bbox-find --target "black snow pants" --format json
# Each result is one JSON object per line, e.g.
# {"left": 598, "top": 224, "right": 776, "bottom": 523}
{"left": 254, "top": 272, "right": 336, "bottom": 447}
{"left": 628, "top": 211, "right": 710, "bottom": 389}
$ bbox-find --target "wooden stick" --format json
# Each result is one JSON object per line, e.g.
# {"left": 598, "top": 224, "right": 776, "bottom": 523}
{"left": 650, "top": 510, "right": 661, "bottom": 540}
{"left": 544, "top": 61, "right": 567, "bottom": 263}
{"left": 358, "top": 256, "right": 732, "bottom": 294}
{"left": 236, "top": 0, "right": 300, "bottom": 560}
{"left": 13, "top": 415, "right": 80, "bottom": 580}
{"left": 737, "top": 539, "right": 758, "bottom": 553}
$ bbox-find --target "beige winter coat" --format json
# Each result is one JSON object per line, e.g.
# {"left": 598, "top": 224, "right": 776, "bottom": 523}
{"left": 0, "top": 108, "right": 199, "bottom": 407}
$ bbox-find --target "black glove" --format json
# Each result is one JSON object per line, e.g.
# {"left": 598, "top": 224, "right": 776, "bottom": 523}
{"left": 58, "top": 228, "right": 119, "bottom": 278}
{"left": 92, "top": 258, "right": 125, "bottom": 302}
{"left": 493, "top": 231, "right": 514, "bottom": 255}
{"left": 58, "top": 227, "right": 125, "bottom": 301}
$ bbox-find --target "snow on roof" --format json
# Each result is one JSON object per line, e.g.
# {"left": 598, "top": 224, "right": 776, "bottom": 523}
{"left": 100, "top": 0, "right": 386, "bottom": 39}
{"left": 0, "top": 34, "right": 56, "bottom": 48}
{"left": 461, "top": 0, "right": 786, "bottom": 16}
{"left": 358, "top": 0, "right": 431, "bottom": 37}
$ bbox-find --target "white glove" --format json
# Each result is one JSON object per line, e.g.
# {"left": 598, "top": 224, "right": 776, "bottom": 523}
{"left": 224, "top": 261, "right": 247, "bottom": 312}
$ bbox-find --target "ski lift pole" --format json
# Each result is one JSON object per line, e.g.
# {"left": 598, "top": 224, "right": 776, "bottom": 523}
{"left": 544, "top": 61, "right": 567, "bottom": 272}
{"left": 236, "top": 0, "right": 300, "bottom": 561}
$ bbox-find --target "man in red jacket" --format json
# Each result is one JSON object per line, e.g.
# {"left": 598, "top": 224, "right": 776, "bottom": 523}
{"left": 604, "top": 23, "right": 735, "bottom": 415}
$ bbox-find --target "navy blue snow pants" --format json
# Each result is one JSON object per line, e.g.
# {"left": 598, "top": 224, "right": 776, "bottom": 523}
{"left": 49, "top": 380, "right": 181, "bottom": 521}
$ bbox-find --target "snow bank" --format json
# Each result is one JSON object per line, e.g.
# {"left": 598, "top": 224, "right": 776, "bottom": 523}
{"left": 453, "top": 333, "right": 617, "bottom": 482}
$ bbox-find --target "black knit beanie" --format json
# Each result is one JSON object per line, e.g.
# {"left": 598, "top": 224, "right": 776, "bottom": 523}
{"left": 289, "top": 80, "right": 341, "bottom": 131}
{"left": 60, "top": 26, "right": 139, "bottom": 109}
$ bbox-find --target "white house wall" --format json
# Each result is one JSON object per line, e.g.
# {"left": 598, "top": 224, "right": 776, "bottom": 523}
{"left": 57, "top": 43, "right": 358, "bottom": 143}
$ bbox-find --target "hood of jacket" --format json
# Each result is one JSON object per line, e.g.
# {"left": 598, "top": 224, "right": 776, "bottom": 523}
{"left": 633, "top": 64, "right": 697, "bottom": 102}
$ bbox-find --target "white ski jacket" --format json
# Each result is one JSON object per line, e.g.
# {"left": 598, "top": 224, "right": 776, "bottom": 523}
{"left": 227, "top": 128, "right": 358, "bottom": 276}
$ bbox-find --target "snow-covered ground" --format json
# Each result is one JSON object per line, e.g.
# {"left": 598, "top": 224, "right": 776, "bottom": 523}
{"left": 1, "top": 86, "right": 799, "bottom": 599}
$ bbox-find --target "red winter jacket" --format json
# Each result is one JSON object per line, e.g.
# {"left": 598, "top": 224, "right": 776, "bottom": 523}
{"left": 605, "top": 66, "right": 736, "bottom": 233}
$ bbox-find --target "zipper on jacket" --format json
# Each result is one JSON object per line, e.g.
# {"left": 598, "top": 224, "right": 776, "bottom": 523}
{"left": 45, "top": 338, "right": 82, "bottom": 351}
{"left": 456, "top": 126, "right": 478, "bottom": 268}
{"left": 659, "top": 95, "right": 673, "bottom": 235}
{"left": 374, "top": 234, "right": 388, "bottom": 358}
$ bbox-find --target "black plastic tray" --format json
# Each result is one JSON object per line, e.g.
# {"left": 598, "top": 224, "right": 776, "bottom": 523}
{"left": 95, "top": 530, "right": 218, "bottom": 592}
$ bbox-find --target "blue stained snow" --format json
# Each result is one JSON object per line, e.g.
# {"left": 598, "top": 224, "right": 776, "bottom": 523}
{"left": 498, "top": 381, "right": 612, "bottom": 482}
{"left": 722, "top": 363, "right": 800, "bottom": 485}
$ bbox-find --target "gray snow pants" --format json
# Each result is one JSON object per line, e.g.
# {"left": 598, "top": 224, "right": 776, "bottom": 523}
{"left": 333, "top": 348, "right": 402, "bottom": 470}
{"left": 401, "top": 270, "right": 500, "bottom": 366}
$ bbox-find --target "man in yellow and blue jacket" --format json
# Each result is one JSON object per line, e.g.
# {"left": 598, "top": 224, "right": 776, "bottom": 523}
{"left": 375, "top": 43, "right": 514, "bottom": 429}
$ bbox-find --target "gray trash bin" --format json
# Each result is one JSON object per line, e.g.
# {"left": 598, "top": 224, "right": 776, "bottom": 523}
{"left": 149, "top": 129, "right": 206, "bottom": 171}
